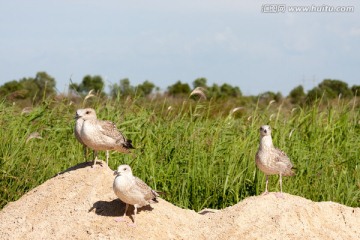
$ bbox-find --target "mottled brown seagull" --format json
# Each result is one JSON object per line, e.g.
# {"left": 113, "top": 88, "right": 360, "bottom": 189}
{"left": 255, "top": 125, "right": 295, "bottom": 197}
{"left": 76, "top": 108, "right": 134, "bottom": 167}
{"left": 113, "top": 164, "right": 159, "bottom": 226}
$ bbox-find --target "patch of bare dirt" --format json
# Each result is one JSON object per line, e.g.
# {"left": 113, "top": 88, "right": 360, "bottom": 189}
{"left": 0, "top": 162, "right": 359, "bottom": 240}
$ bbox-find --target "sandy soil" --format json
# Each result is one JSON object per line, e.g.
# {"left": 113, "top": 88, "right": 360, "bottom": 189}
{"left": 0, "top": 161, "right": 359, "bottom": 240}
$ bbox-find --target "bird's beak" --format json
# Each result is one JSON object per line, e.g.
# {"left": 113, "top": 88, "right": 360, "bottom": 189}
{"left": 113, "top": 170, "right": 118, "bottom": 176}
{"left": 74, "top": 113, "right": 80, "bottom": 120}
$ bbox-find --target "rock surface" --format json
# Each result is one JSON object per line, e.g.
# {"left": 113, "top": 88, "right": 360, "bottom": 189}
{"left": 0, "top": 162, "right": 359, "bottom": 240}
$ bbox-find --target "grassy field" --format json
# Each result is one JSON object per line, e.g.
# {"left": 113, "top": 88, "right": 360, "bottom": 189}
{"left": 0, "top": 95, "right": 359, "bottom": 211}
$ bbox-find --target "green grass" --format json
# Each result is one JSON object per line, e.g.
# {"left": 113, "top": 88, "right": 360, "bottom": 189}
{"left": 0, "top": 96, "right": 359, "bottom": 211}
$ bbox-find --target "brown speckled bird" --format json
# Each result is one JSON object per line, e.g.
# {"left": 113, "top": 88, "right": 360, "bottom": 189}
{"left": 255, "top": 125, "right": 295, "bottom": 196}
{"left": 113, "top": 164, "right": 159, "bottom": 226}
{"left": 75, "top": 108, "right": 134, "bottom": 167}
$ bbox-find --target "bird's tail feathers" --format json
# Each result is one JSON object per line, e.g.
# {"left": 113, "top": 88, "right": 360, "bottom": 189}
{"left": 154, "top": 190, "right": 166, "bottom": 196}
{"left": 123, "top": 139, "right": 135, "bottom": 150}
{"left": 151, "top": 198, "right": 159, "bottom": 203}
{"left": 115, "top": 139, "right": 135, "bottom": 153}
{"left": 284, "top": 168, "right": 296, "bottom": 176}
{"left": 151, "top": 189, "right": 165, "bottom": 203}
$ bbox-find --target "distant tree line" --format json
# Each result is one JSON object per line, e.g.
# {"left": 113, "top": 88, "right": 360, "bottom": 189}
{"left": 0, "top": 72, "right": 56, "bottom": 104}
{"left": 0, "top": 71, "right": 359, "bottom": 106}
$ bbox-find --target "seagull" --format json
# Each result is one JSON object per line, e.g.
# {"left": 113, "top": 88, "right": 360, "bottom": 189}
{"left": 75, "top": 108, "right": 134, "bottom": 167}
{"left": 113, "top": 164, "right": 159, "bottom": 225}
{"left": 255, "top": 125, "right": 295, "bottom": 197}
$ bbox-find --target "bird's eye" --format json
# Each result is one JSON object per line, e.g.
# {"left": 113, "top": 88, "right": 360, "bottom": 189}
{"left": 86, "top": 111, "right": 90, "bottom": 114}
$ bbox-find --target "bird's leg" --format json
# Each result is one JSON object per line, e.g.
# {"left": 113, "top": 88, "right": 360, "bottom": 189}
{"left": 83, "top": 145, "right": 87, "bottom": 161}
{"left": 115, "top": 203, "right": 128, "bottom": 222}
{"left": 127, "top": 205, "right": 137, "bottom": 227}
{"left": 92, "top": 150, "right": 98, "bottom": 168}
{"left": 124, "top": 203, "right": 129, "bottom": 217}
{"left": 265, "top": 175, "right": 269, "bottom": 193}
{"left": 275, "top": 173, "right": 285, "bottom": 198}
{"left": 261, "top": 175, "right": 269, "bottom": 195}
{"left": 106, "top": 150, "right": 109, "bottom": 165}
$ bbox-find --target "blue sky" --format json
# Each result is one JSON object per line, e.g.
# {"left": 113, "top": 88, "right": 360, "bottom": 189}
{"left": 1, "top": 0, "right": 359, "bottom": 95}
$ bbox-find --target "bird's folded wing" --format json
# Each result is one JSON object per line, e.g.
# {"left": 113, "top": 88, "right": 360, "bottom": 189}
{"left": 135, "top": 177, "right": 157, "bottom": 200}
{"left": 274, "top": 148, "right": 293, "bottom": 168}
{"left": 98, "top": 120, "right": 126, "bottom": 141}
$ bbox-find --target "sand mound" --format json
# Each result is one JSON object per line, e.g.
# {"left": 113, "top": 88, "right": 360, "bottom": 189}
{"left": 0, "top": 162, "right": 359, "bottom": 240}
